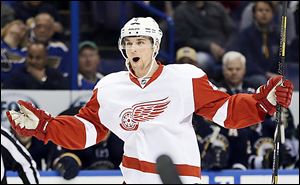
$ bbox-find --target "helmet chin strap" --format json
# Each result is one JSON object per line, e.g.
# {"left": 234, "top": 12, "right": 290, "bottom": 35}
{"left": 125, "top": 47, "right": 157, "bottom": 80}
{"left": 126, "top": 57, "right": 156, "bottom": 80}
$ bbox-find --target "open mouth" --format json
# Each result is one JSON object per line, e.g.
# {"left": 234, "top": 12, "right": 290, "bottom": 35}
{"left": 132, "top": 57, "right": 140, "bottom": 62}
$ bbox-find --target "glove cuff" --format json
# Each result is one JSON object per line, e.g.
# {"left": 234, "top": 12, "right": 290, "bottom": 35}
{"left": 257, "top": 98, "right": 276, "bottom": 116}
{"left": 253, "top": 88, "right": 276, "bottom": 116}
{"left": 34, "top": 115, "right": 54, "bottom": 141}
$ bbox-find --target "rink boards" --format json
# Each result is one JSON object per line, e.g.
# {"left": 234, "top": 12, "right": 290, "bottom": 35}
{"left": 6, "top": 169, "right": 299, "bottom": 184}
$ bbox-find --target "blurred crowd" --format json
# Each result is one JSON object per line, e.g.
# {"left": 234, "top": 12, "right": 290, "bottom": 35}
{"left": 1, "top": 1, "right": 299, "bottom": 181}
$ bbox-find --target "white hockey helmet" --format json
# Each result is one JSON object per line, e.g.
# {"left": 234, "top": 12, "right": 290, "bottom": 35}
{"left": 118, "top": 17, "right": 163, "bottom": 59}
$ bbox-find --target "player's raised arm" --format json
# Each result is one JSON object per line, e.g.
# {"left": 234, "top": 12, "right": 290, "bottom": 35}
{"left": 193, "top": 75, "right": 293, "bottom": 129}
{"left": 6, "top": 89, "right": 109, "bottom": 150}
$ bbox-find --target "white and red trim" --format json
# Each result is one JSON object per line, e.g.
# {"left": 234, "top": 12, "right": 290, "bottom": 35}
{"left": 193, "top": 75, "right": 266, "bottom": 129}
{"left": 45, "top": 89, "right": 109, "bottom": 149}
{"left": 121, "top": 155, "right": 201, "bottom": 177}
{"left": 212, "top": 99, "right": 229, "bottom": 127}
{"left": 74, "top": 115, "right": 97, "bottom": 148}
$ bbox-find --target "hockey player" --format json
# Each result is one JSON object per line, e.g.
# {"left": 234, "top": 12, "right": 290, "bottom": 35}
{"left": 6, "top": 17, "right": 294, "bottom": 184}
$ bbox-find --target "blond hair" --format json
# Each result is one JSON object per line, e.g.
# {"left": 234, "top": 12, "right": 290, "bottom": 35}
{"left": 1, "top": 20, "right": 29, "bottom": 47}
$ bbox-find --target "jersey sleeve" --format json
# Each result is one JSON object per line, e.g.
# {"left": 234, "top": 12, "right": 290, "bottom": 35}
{"left": 44, "top": 88, "right": 109, "bottom": 149}
{"left": 193, "top": 75, "right": 266, "bottom": 129}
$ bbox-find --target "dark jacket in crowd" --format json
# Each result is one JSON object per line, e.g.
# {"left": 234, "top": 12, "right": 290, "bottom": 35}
{"left": 217, "top": 80, "right": 256, "bottom": 95}
{"left": 174, "top": 1, "right": 236, "bottom": 52}
{"left": 3, "top": 66, "right": 69, "bottom": 89}
{"left": 231, "top": 23, "right": 280, "bottom": 77}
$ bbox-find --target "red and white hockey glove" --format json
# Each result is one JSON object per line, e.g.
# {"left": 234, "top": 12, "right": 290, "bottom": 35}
{"left": 253, "top": 75, "right": 294, "bottom": 116}
{"left": 6, "top": 100, "right": 53, "bottom": 141}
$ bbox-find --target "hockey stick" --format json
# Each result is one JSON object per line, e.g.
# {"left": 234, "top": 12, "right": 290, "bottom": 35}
{"left": 156, "top": 155, "right": 182, "bottom": 184}
{"left": 271, "top": 1, "right": 288, "bottom": 184}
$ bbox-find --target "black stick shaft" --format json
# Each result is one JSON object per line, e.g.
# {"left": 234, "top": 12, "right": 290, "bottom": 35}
{"left": 156, "top": 155, "right": 182, "bottom": 184}
{"left": 271, "top": 1, "right": 288, "bottom": 184}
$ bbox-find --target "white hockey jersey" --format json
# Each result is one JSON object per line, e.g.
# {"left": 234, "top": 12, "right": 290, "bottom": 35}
{"left": 44, "top": 63, "right": 266, "bottom": 183}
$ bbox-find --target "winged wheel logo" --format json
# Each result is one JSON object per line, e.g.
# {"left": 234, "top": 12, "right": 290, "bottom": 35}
{"left": 119, "top": 97, "right": 170, "bottom": 131}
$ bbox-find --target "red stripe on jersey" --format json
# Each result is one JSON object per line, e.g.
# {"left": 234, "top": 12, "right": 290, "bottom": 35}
{"left": 193, "top": 75, "right": 230, "bottom": 120}
{"left": 122, "top": 155, "right": 201, "bottom": 177}
{"left": 193, "top": 75, "right": 265, "bottom": 128}
{"left": 77, "top": 89, "right": 108, "bottom": 143}
{"left": 45, "top": 89, "right": 109, "bottom": 149}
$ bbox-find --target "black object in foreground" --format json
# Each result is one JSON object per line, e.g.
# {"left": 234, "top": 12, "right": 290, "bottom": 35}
{"left": 156, "top": 155, "right": 183, "bottom": 184}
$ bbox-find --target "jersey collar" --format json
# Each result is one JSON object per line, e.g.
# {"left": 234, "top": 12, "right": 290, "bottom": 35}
{"left": 129, "top": 62, "right": 164, "bottom": 89}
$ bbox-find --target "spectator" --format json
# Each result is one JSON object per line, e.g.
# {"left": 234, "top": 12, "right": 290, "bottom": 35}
{"left": 240, "top": 1, "right": 296, "bottom": 46}
{"left": 78, "top": 41, "right": 104, "bottom": 89}
{"left": 1, "top": 126, "right": 40, "bottom": 184}
{"left": 194, "top": 51, "right": 259, "bottom": 170}
{"left": 1, "top": 20, "right": 28, "bottom": 86}
{"left": 175, "top": 46, "right": 198, "bottom": 66}
{"left": 174, "top": 1, "right": 236, "bottom": 79}
{"left": 3, "top": 42, "right": 69, "bottom": 89}
{"left": 229, "top": 1, "right": 280, "bottom": 88}
{"left": 1, "top": 2, "right": 15, "bottom": 28}
{"left": 12, "top": 1, "right": 63, "bottom": 33}
{"left": 218, "top": 51, "right": 256, "bottom": 94}
{"left": 219, "top": 51, "right": 297, "bottom": 169}
{"left": 25, "top": 13, "right": 69, "bottom": 75}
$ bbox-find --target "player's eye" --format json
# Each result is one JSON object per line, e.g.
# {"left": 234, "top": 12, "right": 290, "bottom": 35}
{"left": 137, "top": 41, "right": 144, "bottom": 45}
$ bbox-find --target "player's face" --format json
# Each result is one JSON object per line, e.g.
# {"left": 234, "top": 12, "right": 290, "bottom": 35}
{"left": 123, "top": 36, "right": 154, "bottom": 72}
{"left": 223, "top": 59, "right": 245, "bottom": 86}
